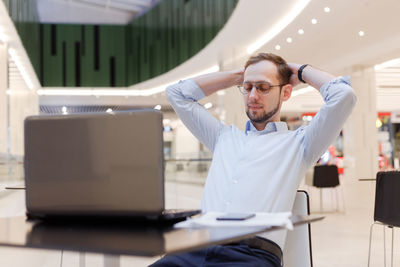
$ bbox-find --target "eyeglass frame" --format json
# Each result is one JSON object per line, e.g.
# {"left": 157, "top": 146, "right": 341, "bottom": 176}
{"left": 237, "top": 81, "right": 286, "bottom": 95}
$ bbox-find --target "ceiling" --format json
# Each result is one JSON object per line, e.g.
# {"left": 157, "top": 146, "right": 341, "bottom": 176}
{"left": 4, "top": 0, "right": 400, "bottom": 113}
{"left": 37, "top": 0, "right": 158, "bottom": 24}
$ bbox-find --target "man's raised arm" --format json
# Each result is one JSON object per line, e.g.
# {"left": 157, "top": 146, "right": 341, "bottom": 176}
{"left": 192, "top": 68, "right": 244, "bottom": 96}
{"left": 166, "top": 69, "right": 243, "bottom": 152}
{"left": 287, "top": 64, "right": 357, "bottom": 166}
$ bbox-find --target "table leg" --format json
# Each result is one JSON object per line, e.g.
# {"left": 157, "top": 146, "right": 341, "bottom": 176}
{"left": 79, "top": 252, "right": 85, "bottom": 267}
{"left": 104, "top": 255, "right": 120, "bottom": 267}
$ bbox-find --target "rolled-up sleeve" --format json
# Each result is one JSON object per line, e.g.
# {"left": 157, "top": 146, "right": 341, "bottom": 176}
{"left": 166, "top": 79, "right": 225, "bottom": 152}
{"left": 302, "top": 76, "right": 357, "bottom": 166}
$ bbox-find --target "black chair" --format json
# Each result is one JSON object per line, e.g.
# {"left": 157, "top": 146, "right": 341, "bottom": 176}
{"left": 313, "top": 165, "right": 343, "bottom": 212}
{"left": 368, "top": 171, "right": 400, "bottom": 267}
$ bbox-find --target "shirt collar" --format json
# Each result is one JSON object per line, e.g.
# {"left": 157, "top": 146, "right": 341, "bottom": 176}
{"left": 245, "top": 120, "right": 288, "bottom": 135}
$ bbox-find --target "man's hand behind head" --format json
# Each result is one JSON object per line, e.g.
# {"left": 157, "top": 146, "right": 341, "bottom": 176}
{"left": 232, "top": 68, "right": 244, "bottom": 86}
{"left": 287, "top": 63, "right": 302, "bottom": 87}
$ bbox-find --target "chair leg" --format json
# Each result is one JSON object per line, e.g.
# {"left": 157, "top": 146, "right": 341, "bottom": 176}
{"left": 384, "top": 225, "right": 387, "bottom": 267}
{"left": 368, "top": 222, "right": 376, "bottom": 267}
{"left": 320, "top": 189, "right": 323, "bottom": 212}
{"left": 335, "top": 188, "right": 339, "bottom": 212}
{"left": 391, "top": 226, "right": 394, "bottom": 267}
{"left": 60, "top": 250, "right": 64, "bottom": 267}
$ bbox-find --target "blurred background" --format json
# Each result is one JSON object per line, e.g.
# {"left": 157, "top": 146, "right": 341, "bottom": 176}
{"left": 0, "top": 0, "right": 400, "bottom": 266}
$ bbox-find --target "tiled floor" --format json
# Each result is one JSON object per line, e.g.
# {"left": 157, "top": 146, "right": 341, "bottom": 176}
{"left": 0, "top": 163, "right": 398, "bottom": 266}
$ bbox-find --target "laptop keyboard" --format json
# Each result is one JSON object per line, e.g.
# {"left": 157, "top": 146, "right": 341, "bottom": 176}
{"left": 162, "top": 209, "right": 201, "bottom": 218}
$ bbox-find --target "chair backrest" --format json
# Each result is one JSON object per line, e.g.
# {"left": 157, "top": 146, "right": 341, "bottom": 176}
{"left": 283, "top": 190, "right": 313, "bottom": 267}
{"left": 374, "top": 171, "right": 400, "bottom": 227}
{"left": 313, "top": 165, "right": 339, "bottom": 188}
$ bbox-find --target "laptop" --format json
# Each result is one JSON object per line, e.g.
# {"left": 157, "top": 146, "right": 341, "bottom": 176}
{"left": 24, "top": 109, "right": 200, "bottom": 222}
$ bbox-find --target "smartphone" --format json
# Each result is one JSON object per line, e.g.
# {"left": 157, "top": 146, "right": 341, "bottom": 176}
{"left": 216, "top": 213, "right": 256, "bottom": 221}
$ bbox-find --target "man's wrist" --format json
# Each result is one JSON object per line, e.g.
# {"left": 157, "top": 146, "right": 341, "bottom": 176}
{"left": 298, "top": 64, "right": 309, "bottom": 83}
{"left": 230, "top": 68, "right": 244, "bottom": 86}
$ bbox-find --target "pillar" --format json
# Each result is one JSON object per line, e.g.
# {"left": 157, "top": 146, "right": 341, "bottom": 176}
{"left": 343, "top": 66, "right": 379, "bottom": 180}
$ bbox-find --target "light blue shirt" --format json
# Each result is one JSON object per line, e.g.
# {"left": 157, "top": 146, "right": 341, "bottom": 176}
{"left": 166, "top": 77, "right": 356, "bottom": 248}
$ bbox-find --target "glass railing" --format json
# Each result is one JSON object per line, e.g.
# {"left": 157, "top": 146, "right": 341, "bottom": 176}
{"left": 165, "top": 158, "right": 211, "bottom": 185}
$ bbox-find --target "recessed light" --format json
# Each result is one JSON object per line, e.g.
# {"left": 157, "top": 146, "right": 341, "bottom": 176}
{"left": 204, "top": 102, "right": 213, "bottom": 109}
{"left": 359, "top": 31, "right": 365, "bottom": 36}
{"left": 0, "top": 33, "right": 8, "bottom": 43}
{"left": 286, "top": 37, "right": 292, "bottom": 43}
{"left": 275, "top": 45, "right": 281, "bottom": 50}
{"left": 311, "top": 18, "right": 317, "bottom": 24}
{"left": 62, "top": 106, "right": 68, "bottom": 114}
{"left": 217, "top": 91, "right": 226, "bottom": 96}
{"left": 154, "top": 105, "right": 161, "bottom": 110}
{"left": 324, "top": 7, "right": 330, "bottom": 13}
{"left": 106, "top": 108, "right": 113, "bottom": 113}
{"left": 298, "top": 29, "right": 304, "bottom": 35}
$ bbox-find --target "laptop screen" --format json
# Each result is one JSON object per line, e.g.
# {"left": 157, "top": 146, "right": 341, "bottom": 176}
{"left": 24, "top": 110, "right": 165, "bottom": 216}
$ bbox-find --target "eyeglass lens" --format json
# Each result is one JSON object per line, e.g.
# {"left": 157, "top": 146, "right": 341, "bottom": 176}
{"left": 243, "top": 82, "right": 272, "bottom": 94}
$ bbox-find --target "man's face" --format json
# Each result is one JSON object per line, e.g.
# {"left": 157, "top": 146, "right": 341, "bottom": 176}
{"left": 243, "top": 60, "right": 283, "bottom": 124}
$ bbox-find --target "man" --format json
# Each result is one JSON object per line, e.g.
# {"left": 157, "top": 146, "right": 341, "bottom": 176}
{"left": 151, "top": 53, "right": 356, "bottom": 266}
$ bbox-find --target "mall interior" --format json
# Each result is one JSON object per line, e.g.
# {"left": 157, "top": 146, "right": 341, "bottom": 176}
{"left": 0, "top": 0, "right": 400, "bottom": 266}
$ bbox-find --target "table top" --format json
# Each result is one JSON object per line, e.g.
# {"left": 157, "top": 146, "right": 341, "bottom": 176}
{"left": 0, "top": 215, "right": 323, "bottom": 256}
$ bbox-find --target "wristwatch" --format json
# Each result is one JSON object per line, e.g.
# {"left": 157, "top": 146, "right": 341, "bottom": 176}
{"left": 298, "top": 64, "right": 309, "bottom": 83}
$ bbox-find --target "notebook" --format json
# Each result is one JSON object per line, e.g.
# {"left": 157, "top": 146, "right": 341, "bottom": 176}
{"left": 24, "top": 109, "right": 200, "bottom": 222}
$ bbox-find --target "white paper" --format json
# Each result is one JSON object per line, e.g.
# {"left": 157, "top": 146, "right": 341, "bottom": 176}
{"left": 174, "top": 212, "right": 293, "bottom": 230}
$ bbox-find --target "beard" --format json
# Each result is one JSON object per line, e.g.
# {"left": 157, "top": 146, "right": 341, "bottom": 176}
{"left": 246, "top": 98, "right": 281, "bottom": 124}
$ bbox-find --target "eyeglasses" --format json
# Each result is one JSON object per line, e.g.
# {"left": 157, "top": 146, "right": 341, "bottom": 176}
{"left": 238, "top": 82, "right": 284, "bottom": 95}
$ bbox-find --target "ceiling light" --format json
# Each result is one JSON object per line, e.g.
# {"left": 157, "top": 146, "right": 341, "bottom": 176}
{"left": 8, "top": 48, "right": 34, "bottom": 90}
{"left": 0, "top": 33, "right": 8, "bottom": 43}
{"left": 0, "top": 27, "right": 7, "bottom": 42}
{"left": 246, "top": 0, "right": 311, "bottom": 54}
{"left": 217, "top": 91, "right": 226, "bottom": 96}
{"left": 38, "top": 65, "right": 220, "bottom": 97}
{"left": 106, "top": 108, "right": 113, "bottom": 113}
{"left": 298, "top": 29, "right": 304, "bottom": 35}
{"left": 62, "top": 106, "right": 68, "bottom": 114}
{"left": 324, "top": 7, "right": 330, "bottom": 13}
{"left": 358, "top": 31, "right": 365, "bottom": 37}
{"left": 154, "top": 105, "right": 161, "bottom": 110}
{"left": 374, "top": 57, "right": 400, "bottom": 70}
{"left": 275, "top": 45, "right": 281, "bottom": 50}
{"left": 286, "top": 37, "right": 292, "bottom": 43}
{"left": 204, "top": 102, "right": 213, "bottom": 109}
{"left": 311, "top": 18, "right": 317, "bottom": 24}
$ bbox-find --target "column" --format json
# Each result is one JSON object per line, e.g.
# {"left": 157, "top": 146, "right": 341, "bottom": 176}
{"left": 220, "top": 86, "right": 248, "bottom": 130}
{"left": 343, "top": 66, "right": 379, "bottom": 180}
{"left": 8, "top": 89, "right": 39, "bottom": 157}
{"left": 217, "top": 48, "right": 248, "bottom": 130}
{"left": 0, "top": 43, "right": 7, "bottom": 156}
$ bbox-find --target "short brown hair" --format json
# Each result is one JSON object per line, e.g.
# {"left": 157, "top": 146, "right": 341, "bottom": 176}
{"left": 244, "top": 53, "right": 292, "bottom": 85}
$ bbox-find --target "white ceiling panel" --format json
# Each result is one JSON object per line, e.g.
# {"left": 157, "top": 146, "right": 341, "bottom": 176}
{"left": 37, "top": 0, "right": 158, "bottom": 24}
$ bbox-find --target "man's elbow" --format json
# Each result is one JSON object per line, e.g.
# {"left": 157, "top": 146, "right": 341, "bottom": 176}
{"left": 341, "top": 86, "right": 357, "bottom": 109}
{"left": 165, "top": 84, "right": 178, "bottom": 103}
